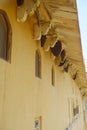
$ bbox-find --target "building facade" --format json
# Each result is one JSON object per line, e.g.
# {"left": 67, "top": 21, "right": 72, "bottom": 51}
{"left": 0, "top": 0, "right": 86, "bottom": 130}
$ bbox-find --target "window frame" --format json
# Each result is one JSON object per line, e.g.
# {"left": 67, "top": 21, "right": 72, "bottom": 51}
{"left": 0, "top": 9, "right": 12, "bottom": 63}
{"left": 51, "top": 66, "right": 55, "bottom": 86}
{"left": 35, "top": 49, "right": 41, "bottom": 78}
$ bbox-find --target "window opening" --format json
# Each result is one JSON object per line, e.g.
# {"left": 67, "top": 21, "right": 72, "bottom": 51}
{"left": 52, "top": 66, "right": 55, "bottom": 86}
{"left": 35, "top": 50, "right": 41, "bottom": 78}
{"left": 0, "top": 10, "right": 12, "bottom": 62}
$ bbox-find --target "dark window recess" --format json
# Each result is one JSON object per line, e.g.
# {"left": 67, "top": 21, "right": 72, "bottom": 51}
{"left": 52, "top": 66, "right": 55, "bottom": 86}
{"left": 73, "top": 108, "right": 76, "bottom": 116}
{"left": 73, "top": 105, "right": 79, "bottom": 116}
{"left": 41, "top": 35, "right": 46, "bottom": 47}
{"left": 76, "top": 105, "right": 79, "bottom": 114}
{"left": 0, "top": 14, "right": 7, "bottom": 60}
{"left": 17, "top": 0, "right": 24, "bottom": 6}
{"left": 0, "top": 10, "right": 12, "bottom": 62}
{"left": 35, "top": 50, "right": 41, "bottom": 78}
{"left": 50, "top": 40, "right": 62, "bottom": 56}
{"left": 60, "top": 49, "right": 66, "bottom": 61}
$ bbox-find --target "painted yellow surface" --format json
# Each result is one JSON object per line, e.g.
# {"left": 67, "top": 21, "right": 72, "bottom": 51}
{"left": 0, "top": 1, "right": 84, "bottom": 130}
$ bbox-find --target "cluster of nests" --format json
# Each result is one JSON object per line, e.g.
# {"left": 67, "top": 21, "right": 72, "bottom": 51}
{"left": 39, "top": 31, "right": 78, "bottom": 81}
{"left": 17, "top": 0, "right": 78, "bottom": 81}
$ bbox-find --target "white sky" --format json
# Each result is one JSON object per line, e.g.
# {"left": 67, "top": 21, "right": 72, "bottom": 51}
{"left": 76, "top": 0, "right": 87, "bottom": 64}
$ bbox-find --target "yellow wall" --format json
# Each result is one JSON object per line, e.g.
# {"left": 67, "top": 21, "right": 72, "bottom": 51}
{"left": 0, "top": 1, "right": 84, "bottom": 130}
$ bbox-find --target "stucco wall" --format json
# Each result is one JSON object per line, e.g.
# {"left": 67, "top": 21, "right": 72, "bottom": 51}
{"left": 0, "top": 1, "right": 84, "bottom": 130}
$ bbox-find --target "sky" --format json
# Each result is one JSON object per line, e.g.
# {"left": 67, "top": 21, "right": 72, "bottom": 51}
{"left": 76, "top": 0, "right": 87, "bottom": 64}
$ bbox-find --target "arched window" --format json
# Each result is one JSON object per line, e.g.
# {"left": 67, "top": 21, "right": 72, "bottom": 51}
{"left": 0, "top": 10, "right": 12, "bottom": 62}
{"left": 35, "top": 50, "right": 41, "bottom": 78}
{"left": 52, "top": 66, "right": 55, "bottom": 86}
